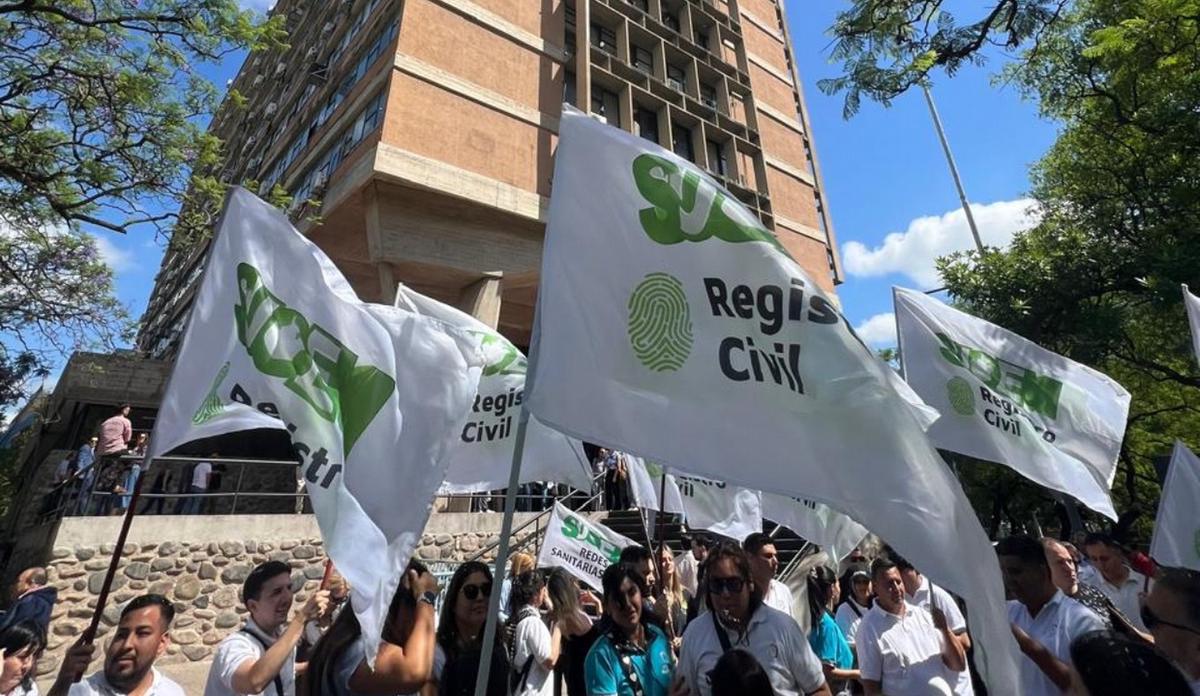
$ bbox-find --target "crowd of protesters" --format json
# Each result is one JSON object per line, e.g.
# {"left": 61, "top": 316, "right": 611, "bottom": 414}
{"left": 0, "top": 521, "right": 1196, "bottom": 695}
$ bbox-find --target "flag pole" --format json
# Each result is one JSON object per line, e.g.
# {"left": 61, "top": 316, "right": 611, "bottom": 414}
{"left": 473, "top": 265, "right": 548, "bottom": 696}
{"left": 74, "top": 463, "right": 147, "bottom": 680}
{"left": 922, "top": 84, "right": 983, "bottom": 254}
{"left": 472, "top": 409, "right": 531, "bottom": 696}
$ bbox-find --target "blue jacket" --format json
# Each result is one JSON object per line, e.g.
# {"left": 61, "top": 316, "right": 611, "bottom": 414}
{"left": 0, "top": 586, "right": 57, "bottom": 636}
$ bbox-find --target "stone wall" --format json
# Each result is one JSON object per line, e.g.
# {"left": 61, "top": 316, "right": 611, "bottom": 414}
{"left": 35, "top": 511, "right": 550, "bottom": 678}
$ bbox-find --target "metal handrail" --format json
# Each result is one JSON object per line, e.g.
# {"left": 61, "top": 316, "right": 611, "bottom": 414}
{"left": 464, "top": 472, "right": 606, "bottom": 565}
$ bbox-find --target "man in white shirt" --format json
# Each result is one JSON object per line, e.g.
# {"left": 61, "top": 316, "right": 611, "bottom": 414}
{"left": 893, "top": 553, "right": 975, "bottom": 696}
{"left": 676, "top": 533, "right": 710, "bottom": 598}
{"left": 49, "top": 593, "right": 186, "bottom": 695}
{"left": 678, "top": 543, "right": 830, "bottom": 696}
{"left": 1083, "top": 533, "right": 1150, "bottom": 631}
{"left": 1141, "top": 567, "right": 1200, "bottom": 693}
{"left": 205, "top": 561, "right": 329, "bottom": 696}
{"left": 744, "top": 533, "right": 795, "bottom": 621}
{"left": 998, "top": 535, "right": 1106, "bottom": 696}
{"left": 510, "top": 570, "right": 561, "bottom": 696}
{"left": 855, "top": 557, "right": 966, "bottom": 695}
{"left": 182, "top": 456, "right": 215, "bottom": 515}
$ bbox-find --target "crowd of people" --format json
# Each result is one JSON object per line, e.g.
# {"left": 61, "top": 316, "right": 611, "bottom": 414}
{"left": 0, "top": 523, "right": 1196, "bottom": 695}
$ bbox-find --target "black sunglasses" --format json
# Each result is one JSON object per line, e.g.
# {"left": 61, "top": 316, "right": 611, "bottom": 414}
{"left": 708, "top": 576, "right": 745, "bottom": 596}
{"left": 1141, "top": 603, "right": 1200, "bottom": 636}
{"left": 462, "top": 582, "right": 492, "bottom": 601}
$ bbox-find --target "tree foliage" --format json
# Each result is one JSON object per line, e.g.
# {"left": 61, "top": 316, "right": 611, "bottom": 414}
{"left": 821, "top": 0, "right": 1070, "bottom": 116}
{"left": 935, "top": 0, "right": 1200, "bottom": 543}
{"left": 0, "top": 1, "right": 285, "bottom": 412}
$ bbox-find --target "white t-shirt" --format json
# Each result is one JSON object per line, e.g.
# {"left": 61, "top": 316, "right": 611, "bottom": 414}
{"left": 204, "top": 621, "right": 296, "bottom": 696}
{"left": 763, "top": 579, "right": 796, "bottom": 621}
{"left": 907, "top": 577, "right": 975, "bottom": 696}
{"left": 834, "top": 599, "right": 870, "bottom": 647}
{"left": 855, "top": 602, "right": 959, "bottom": 695}
{"left": 1007, "top": 592, "right": 1106, "bottom": 696}
{"left": 192, "top": 461, "right": 213, "bottom": 489}
{"left": 2, "top": 683, "right": 36, "bottom": 696}
{"left": 678, "top": 603, "right": 826, "bottom": 696}
{"left": 676, "top": 551, "right": 700, "bottom": 598}
{"left": 513, "top": 614, "right": 554, "bottom": 696}
{"left": 1096, "top": 569, "right": 1149, "bottom": 631}
{"left": 68, "top": 668, "right": 185, "bottom": 695}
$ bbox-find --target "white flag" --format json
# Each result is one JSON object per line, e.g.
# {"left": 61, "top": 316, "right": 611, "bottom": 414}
{"left": 537, "top": 502, "right": 635, "bottom": 591}
{"left": 1184, "top": 285, "right": 1200, "bottom": 368}
{"left": 894, "top": 287, "right": 1130, "bottom": 519}
{"left": 147, "top": 188, "right": 484, "bottom": 663}
{"left": 394, "top": 286, "right": 593, "bottom": 494}
{"left": 1150, "top": 442, "right": 1200, "bottom": 571}
{"left": 627, "top": 458, "right": 761, "bottom": 541}
{"left": 761, "top": 493, "right": 869, "bottom": 562}
{"left": 524, "top": 109, "right": 1019, "bottom": 691}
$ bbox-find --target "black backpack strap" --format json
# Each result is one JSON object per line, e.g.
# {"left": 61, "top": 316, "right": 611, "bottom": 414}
{"left": 239, "top": 628, "right": 285, "bottom": 696}
{"left": 511, "top": 654, "right": 535, "bottom": 693}
{"left": 711, "top": 611, "right": 733, "bottom": 654}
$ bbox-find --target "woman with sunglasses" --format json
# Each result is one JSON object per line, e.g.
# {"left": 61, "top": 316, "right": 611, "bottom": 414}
{"left": 584, "top": 563, "right": 677, "bottom": 696}
{"left": 430, "top": 561, "right": 510, "bottom": 696}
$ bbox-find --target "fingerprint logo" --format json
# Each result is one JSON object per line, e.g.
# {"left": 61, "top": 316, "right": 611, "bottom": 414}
{"left": 946, "top": 376, "right": 975, "bottom": 416}
{"left": 628, "top": 273, "right": 693, "bottom": 372}
{"left": 192, "top": 362, "right": 230, "bottom": 425}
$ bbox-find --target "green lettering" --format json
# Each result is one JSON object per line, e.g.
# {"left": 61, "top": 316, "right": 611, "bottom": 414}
{"left": 1018, "top": 370, "right": 1063, "bottom": 420}
{"left": 967, "top": 349, "right": 1002, "bottom": 388}
{"left": 561, "top": 514, "right": 581, "bottom": 539}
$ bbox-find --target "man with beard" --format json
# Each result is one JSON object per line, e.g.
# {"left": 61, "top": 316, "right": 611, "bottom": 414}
{"left": 49, "top": 593, "right": 185, "bottom": 695}
{"left": 206, "top": 560, "right": 329, "bottom": 696}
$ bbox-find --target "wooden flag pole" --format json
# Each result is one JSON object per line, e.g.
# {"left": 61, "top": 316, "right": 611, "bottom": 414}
{"left": 74, "top": 461, "right": 148, "bottom": 681}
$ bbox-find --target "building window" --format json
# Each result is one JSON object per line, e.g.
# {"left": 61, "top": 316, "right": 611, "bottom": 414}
{"left": 700, "top": 83, "right": 718, "bottom": 109}
{"left": 662, "top": 10, "right": 680, "bottom": 32}
{"left": 590, "top": 24, "right": 616, "bottom": 55}
{"left": 565, "top": 4, "right": 576, "bottom": 28}
{"left": 634, "top": 108, "right": 659, "bottom": 144}
{"left": 666, "top": 63, "right": 686, "bottom": 93}
{"left": 672, "top": 122, "right": 694, "bottom": 161}
{"left": 628, "top": 0, "right": 648, "bottom": 11}
{"left": 564, "top": 71, "right": 577, "bottom": 106}
{"left": 706, "top": 139, "right": 727, "bottom": 176}
{"left": 591, "top": 87, "right": 621, "bottom": 127}
{"left": 633, "top": 46, "right": 653, "bottom": 75}
{"left": 695, "top": 27, "right": 710, "bottom": 49}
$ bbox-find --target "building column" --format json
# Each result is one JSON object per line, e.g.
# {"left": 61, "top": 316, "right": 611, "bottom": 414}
{"left": 443, "top": 272, "right": 504, "bottom": 513}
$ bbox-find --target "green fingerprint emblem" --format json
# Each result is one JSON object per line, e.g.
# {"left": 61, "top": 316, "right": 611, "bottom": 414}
{"left": 192, "top": 361, "right": 231, "bottom": 425}
{"left": 946, "top": 376, "right": 975, "bottom": 416}
{"left": 628, "top": 273, "right": 693, "bottom": 372}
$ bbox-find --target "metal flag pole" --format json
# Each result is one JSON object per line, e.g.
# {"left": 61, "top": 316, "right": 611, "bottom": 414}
{"left": 922, "top": 84, "right": 984, "bottom": 254}
{"left": 472, "top": 409, "right": 531, "bottom": 696}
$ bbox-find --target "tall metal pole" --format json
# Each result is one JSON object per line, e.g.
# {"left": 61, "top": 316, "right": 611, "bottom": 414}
{"left": 922, "top": 85, "right": 984, "bottom": 254}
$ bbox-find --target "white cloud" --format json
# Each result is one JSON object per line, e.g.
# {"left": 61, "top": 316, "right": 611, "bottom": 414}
{"left": 93, "top": 235, "right": 133, "bottom": 273}
{"left": 842, "top": 198, "right": 1042, "bottom": 287}
{"left": 238, "top": 0, "right": 276, "bottom": 11}
{"left": 855, "top": 312, "right": 897, "bottom": 347}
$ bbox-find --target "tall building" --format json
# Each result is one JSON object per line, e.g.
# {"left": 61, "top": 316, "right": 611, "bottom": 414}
{"left": 137, "top": 0, "right": 841, "bottom": 356}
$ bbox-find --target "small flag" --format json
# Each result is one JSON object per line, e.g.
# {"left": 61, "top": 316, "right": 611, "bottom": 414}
{"left": 1150, "top": 442, "right": 1200, "bottom": 571}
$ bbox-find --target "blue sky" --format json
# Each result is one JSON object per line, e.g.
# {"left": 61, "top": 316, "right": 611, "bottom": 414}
{"left": 24, "top": 2, "right": 1058, "bottom": 406}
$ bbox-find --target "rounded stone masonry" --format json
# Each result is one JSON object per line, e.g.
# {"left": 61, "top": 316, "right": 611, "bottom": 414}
{"left": 34, "top": 512, "right": 537, "bottom": 676}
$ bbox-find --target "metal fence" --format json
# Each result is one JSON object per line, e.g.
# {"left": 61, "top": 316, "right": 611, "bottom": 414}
{"left": 37, "top": 453, "right": 607, "bottom": 522}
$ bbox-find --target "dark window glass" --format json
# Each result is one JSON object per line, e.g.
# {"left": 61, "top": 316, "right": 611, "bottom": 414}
{"left": 706, "top": 139, "right": 727, "bottom": 176}
{"left": 633, "top": 46, "right": 653, "bottom": 74}
{"left": 700, "top": 83, "right": 718, "bottom": 109}
{"left": 635, "top": 108, "right": 659, "bottom": 143}
{"left": 666, "top": 64, "right": 686, "bottom": 92}
{"left": 590, "top": 24, "right": 616, "bottom": 54}
{"left": 672, "top": 122, "right": 694, "bottom": 161}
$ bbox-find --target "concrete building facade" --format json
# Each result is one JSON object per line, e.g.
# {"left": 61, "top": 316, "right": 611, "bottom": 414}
{"left": 137, "top": 0, "right": 840, "bottom": 355}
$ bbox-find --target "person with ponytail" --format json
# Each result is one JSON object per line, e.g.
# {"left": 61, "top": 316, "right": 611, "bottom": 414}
{"left": 805, "top": 567, "right": 857, "bottom": 694}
